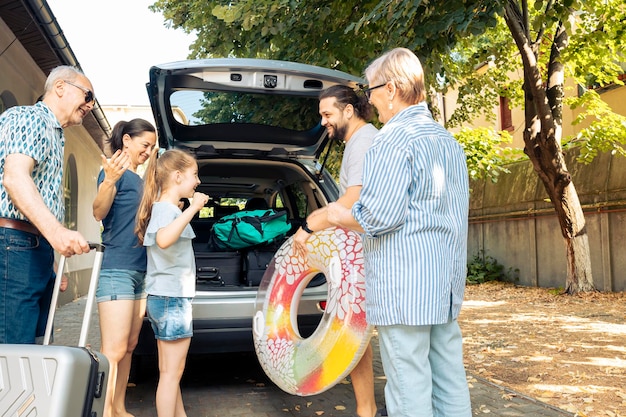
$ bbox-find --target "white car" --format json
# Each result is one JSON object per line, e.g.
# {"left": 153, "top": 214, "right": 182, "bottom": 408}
{"left": 133, "top": 58, "right": 364, "bottom": 359}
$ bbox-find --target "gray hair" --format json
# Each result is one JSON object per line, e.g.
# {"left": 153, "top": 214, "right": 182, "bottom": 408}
{"left": 365, "top": 48, "right": 427, "bottom": 105}
{"left": 43, "top": 65, "right": 85, "bottom": 95}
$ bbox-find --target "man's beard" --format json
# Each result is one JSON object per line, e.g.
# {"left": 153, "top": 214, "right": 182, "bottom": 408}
{"left": 330, "top": 122, "right": 348, "bottom": 142}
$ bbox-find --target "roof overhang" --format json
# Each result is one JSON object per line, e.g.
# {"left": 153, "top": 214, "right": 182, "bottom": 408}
{"left": 0, "top": 0, "right": 111, "bottom": 150}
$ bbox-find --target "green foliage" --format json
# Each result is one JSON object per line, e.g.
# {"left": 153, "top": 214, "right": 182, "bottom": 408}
{"left": 148, "top": 0, "right": 506, "bottom": 114}
{"left": 150, "top": 0, "right": 383, "bottom": 73}
{"left": 467, "top": 252, "right": 504, "bottom": 284}
{"left": 439, "top": 17, "right": 525, "bottom": 128}
{"left": 455, "top": 127, "right": 524, "bottom": 182}
{"left": 547, "top": 287, "right": 565, "bottom": 295}
{"left": 192, "top": 91, "right": 320, "bottom": 131}
{"left": 563, "top": 0, "right": 626, "bottom": 89}
{"left": 322, "top": 140, "right": 345, "bottom": 182}
{"left": 467, "top": 251, "right": 517, "bottom": 285}
{"left": 564, "top": 90, "right": 626, "bottom": 163}
{"left": 149, "top": 0, "right": 626, "bottom": 179}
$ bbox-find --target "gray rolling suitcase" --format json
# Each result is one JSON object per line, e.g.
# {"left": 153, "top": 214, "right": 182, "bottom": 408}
{"left": 0, "top": 243, "right": 109, "bottom": 417}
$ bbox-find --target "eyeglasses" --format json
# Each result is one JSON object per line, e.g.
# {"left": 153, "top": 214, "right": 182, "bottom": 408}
{"left": 64, "top": 80, "right": 95, "bottom": 104}
{"left": 362, "top": 83, "right": 387, "bottom": 100}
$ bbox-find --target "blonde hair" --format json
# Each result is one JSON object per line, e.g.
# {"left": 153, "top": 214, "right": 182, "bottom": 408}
{"left": 365, "top": 47, "right": 427, "bottom": 105}
{"left": 135, "top": 149, "right": 197, "bottom": 244}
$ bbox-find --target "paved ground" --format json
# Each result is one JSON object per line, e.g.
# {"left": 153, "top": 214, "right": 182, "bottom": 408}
{"left": 51, "top": 297, "right": 576, "bottom": 417}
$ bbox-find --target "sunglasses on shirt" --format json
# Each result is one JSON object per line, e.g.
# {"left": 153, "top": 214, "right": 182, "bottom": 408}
{"left": 64, "top": 80, "right": 95, "bottom": 104}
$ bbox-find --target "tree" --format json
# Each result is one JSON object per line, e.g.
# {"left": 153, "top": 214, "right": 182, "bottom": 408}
{"left": 502, "top": 1, "right": 624, "bottom": 294}
{"left": 150, "top": 0, "right": 626, "bottom": 293}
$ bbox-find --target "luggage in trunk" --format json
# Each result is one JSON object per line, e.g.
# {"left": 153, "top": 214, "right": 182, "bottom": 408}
{"left": 243, "top": 249, "right": 276, "bottom": 287}
{"left": 196, "top": 251, "right": 242, "bottom": 287}
{"left": 242, "top": 240, "right": 284, "bottom": 287}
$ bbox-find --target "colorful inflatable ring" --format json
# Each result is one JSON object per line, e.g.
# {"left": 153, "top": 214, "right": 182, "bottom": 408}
{"left": 253, "top": 226, "right": 373, "bottom": 396}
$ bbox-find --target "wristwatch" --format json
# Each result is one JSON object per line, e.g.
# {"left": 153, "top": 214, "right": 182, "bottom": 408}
{"left": 301, "top": 220, "right": 314, "bottom": 234}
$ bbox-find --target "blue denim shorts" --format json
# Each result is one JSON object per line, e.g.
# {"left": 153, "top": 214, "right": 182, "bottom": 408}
{"left": 96, "top": 269, "right": 146, "bottom": 302}
{"left": 146, "top": 295, "right": 193, "bottom": 341}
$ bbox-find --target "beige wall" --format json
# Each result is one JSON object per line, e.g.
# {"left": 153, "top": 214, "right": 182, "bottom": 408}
{"left": 103, "top": 105, "right": 156, "bottom": 130}
{"left": 0, "top": 20, "right": 45, "bottom": 107}
{"left": 441, "top": 67, "right": 625, "bottom": 151}
{"left": 59, "top": 128, "right": 106, "bottom": 303}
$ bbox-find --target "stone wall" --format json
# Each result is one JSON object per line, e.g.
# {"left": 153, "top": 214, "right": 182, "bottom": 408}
{"left": 468, "top": 150, "right": 626, "bottom": 291}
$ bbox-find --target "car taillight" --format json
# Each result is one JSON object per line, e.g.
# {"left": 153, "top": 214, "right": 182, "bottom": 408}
{"left": 318, "top": 301, "right": 327, "bottom": 311}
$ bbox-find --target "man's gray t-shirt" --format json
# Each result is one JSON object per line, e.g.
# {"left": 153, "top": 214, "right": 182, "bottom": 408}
{"left": 144, "top": 201, "right": 196, "bottom": 297}
{"left": 339, "top": 123, "right": 378, "bottom": 193}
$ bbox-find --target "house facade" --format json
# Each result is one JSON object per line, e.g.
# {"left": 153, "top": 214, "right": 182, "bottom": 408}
{"left": 0, "top": 0, "right": 111, "bottom": 304}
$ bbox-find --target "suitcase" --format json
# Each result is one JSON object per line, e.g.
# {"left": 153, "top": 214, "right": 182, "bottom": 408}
{"left": 243, "top": 248, "right": 276, "bottom": 286}
{"left": 242, "top": 239, "right": 284, "bottom": 287}
{"left": 196, "top": 251, "right": 242, "bottom": 287}
{"left": 0, "top": 243, "right": 109, "bottom": 417}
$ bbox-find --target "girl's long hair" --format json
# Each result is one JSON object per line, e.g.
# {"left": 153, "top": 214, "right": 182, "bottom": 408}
{"left": 135, "top": 149, "right": 196, "bottom": 244}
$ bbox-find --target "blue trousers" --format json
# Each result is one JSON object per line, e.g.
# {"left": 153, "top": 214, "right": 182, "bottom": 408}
{"left": 0, "top": 228, "right": 54, "bottom": 343}
{"left": 378, "top": 320, "right": 472, "bottom": 417}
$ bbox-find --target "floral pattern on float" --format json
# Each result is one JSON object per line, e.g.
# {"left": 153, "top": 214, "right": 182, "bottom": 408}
{"left": 253, "top": 227, "right": 372, "bottom": 396}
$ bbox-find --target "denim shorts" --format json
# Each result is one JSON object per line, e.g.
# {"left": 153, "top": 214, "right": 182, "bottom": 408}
{"left": 146, "top": 295, "right": 193, "bottom": 341}
{"left": 96, "top": 269, "right": 146, "bottom": 302}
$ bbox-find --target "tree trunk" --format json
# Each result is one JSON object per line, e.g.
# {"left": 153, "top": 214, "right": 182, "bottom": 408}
{"left": 523, "top": 124, "right": 595, "bottom": 293}
{"left": 505, "top": 0, "right": 595, "bottom": 293}
{"left": 560, "top": 184, "right": 595, "bottom": 294}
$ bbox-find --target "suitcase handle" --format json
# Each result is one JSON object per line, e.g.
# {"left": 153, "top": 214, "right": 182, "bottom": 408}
{"left": 197, "top": 266, "right": 219, "bottom": 276}
{"left": 197, "top": 269, "right": 222, "bottom": 281}
{"left": 43, "top": 242, "right": 105, "bottom": 347}
{"left": 196, "top": 266, "right": 226, "bottom": 286}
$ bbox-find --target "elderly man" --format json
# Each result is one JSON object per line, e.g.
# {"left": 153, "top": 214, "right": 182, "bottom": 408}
{"left": 0, "top": 65, "right": 94, "bottom": 344}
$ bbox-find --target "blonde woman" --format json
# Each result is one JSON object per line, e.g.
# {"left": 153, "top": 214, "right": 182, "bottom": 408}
{"left": 328, "top": 48, "right": 472, "bottom": 417}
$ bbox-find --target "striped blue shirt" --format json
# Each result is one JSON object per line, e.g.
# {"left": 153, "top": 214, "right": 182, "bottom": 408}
{"left": 352, "top": 102, "right": 469, "bottom": 326}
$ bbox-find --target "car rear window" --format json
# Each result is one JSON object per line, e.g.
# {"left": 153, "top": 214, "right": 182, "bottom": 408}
{"left": 170, "top": 90, "right": 320, "bottom": 131}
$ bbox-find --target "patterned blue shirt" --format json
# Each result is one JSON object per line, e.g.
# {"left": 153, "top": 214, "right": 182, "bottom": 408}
{"left": 0, "top": 102, "right": 65, "bottom": 222}
{"left": 352, "top": 102, "right": 469, "bottom": 326}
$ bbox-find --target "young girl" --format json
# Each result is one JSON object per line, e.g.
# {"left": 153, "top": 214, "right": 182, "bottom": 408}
{"left": 135, "top": 149, "right": 209, "bottom": 417}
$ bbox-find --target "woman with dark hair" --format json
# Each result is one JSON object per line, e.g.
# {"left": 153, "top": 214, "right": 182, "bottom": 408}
{"left": 92, "top": 118, "right": 157, "bottom": 417}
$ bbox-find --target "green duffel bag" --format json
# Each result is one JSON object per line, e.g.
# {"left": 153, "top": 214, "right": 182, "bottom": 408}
{"left": 210, "top": 209, "right": 291, "bottom": 250}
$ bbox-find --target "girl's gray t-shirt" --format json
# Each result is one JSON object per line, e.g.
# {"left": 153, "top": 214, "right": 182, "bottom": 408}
{"left": 144, "top": 201, "right": 196, "bottom": 297}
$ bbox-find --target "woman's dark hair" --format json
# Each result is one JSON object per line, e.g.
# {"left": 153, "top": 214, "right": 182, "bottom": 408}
{"left": 319, "top": 85, "right": 373, "bottom": 121}
{"left": 109, "top": 118, "right": 156, "bottom": 152}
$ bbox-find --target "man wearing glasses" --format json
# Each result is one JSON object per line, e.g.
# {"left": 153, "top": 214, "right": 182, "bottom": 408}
{"left": 0, "top": 65, "right": 95, "bottom": 344}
